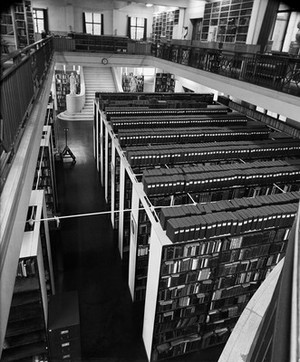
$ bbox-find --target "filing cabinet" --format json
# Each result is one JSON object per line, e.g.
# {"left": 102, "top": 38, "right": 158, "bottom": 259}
{"left": 48, "top": 291, "right": 81, "bottom": 361}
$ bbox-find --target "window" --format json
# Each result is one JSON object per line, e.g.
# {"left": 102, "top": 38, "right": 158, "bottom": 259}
{"left": 33, "top": 8, "right": 48, "bottom": 33}
{"left": 83, "top": 12, "right": 103, "bottom": 35}
{"left": 128, "top": 17, "right": 147, "bottom": 40}
{"left": 270, "top": 3, "right": 300, "bottom": 52}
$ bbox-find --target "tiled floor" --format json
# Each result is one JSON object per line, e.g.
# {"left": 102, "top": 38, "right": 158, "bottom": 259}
{"left": 51, "top": 118, "right": 223, "bottom": 362}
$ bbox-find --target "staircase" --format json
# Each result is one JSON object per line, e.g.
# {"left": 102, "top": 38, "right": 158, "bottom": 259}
{"left": 58, "top": 67, "right": 116, "bottom": 121}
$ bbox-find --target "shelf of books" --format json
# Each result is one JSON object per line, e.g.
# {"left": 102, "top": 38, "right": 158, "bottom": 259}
{"left": 44, "top": 97, "right": 58, "bottom": 154}
{"left": 201, "top": 0, "right": 254, "bottom": 43}
{"left": 152, "top": 10, "right": 179, "bottom": 42}
{"left": 155, "top": 73, "right": 175, "bottom": 93}
{"left": 1, "top": 0, "right": 34, "bottom": 50}
{"left": 33, "top": 126, "right": 58, "bottom": 224}
{"left": 2, "top": 190, "right": 55, "bottom": 362}
{"left": 55, "top": 71, "right": 80, "bottom": 112}
{"left": 93, "top": 92, "right": 300, "bottom": 361}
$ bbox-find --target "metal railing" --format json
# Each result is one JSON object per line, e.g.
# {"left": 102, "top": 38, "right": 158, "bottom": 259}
{"left": 52, "top": 35, "right": 300, "bottom": 97}
{"left": 1, "top": 35, "right": 300, "bottom": 179}
{"left": 151, "top": 42, "right": 300, "bottom": 97}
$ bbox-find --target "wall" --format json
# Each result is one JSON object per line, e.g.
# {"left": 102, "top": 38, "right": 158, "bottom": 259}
{"left": 247, "top": 0, "right": 268, "bottom": 44}
{"left": 174, "top": 74, "right": 218, "bottom": 99}
{"left": 32, "top": 0, "right": 154, "bottom": 37}
{"left": 183, "top": 0, "right": 205, "bottom": 41}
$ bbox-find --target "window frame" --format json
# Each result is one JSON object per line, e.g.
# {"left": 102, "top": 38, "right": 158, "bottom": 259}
{"left": 32, "top": 8, "right": 48, "bottom": 33}
{"left": 83, "top": 12, "right": 104, "bottom": 35}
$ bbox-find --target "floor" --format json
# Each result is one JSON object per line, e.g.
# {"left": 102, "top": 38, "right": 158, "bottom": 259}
{"left": 51, "top": 118, "right": 223, "bottom": 362}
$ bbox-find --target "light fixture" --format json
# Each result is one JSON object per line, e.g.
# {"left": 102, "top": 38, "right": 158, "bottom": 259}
{"left": 146, "top": 3, "right": 153, "bottom": 7}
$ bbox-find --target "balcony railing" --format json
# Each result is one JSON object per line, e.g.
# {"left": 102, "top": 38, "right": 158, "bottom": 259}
{"left": 0, "top": 37, "right": 53, "bottom": 184}
{"left": 152, "top": 42, "right": 300, "bottom": 97}
{"left": 1, "top": 35, "right": 300, "bottom": 184}
{"left": 52, "top": 34, "right": 300, "bottom": 97}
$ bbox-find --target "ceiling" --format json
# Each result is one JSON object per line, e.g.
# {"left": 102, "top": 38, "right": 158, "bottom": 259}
{"left": 114, "top": 0, "right": 191, "bottom": 9}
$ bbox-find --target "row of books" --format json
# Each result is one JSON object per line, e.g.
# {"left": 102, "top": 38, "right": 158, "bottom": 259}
{"left": 160, "top": 243, "right": 283, "bottom": 279}
{"left": 98, "top": 91, "right": 214, "bottom": 108}
{"left": 160, "top": 271, "right": 214, "bottom": 290}
{"left": 155, "top": 307, "right": 207, "bottom": 326}
{"left": 142, "top": 158, "right": 300, "bottom": 180}
{"left": 217, "top": 251, "right": 280, "bottom": 278}
{"left": 125, "top": 140, "right": 300, "bottom": 167}
{"left": 159, "top": 191, "right": 300, "bottom": 230}
{"left": 118, "top": 126, "right": 269, "bottom": 146}
{"left": 165, "top": 203, "right": 297, "bottom": 243}
{"left": 105, "top": 106, "right": 228, "bottom": 118}
{"left": 207, "top": 305, "right": 240, "bottom": 323}
{"left": 153, "top": 334, "right": 201, "bottom": 361}
{"left": 209, "top": 292, "right": 251, "bottom": 310}
{"left": 143, "top": 165, "right": 300, "bottom": 197}
{"left": 137, "top": 245, "right": 149, "bottom": 257}
{"left": 161, "top": 256, "right": 214, "bottom": 275}
{"left": 211, "top": 281, "right": 259, "bottom": 301}
{"left": 157, "top": 292, "right": 212, "bottom": 312}
{"left": 215, "top": 265, "right": 271, "bottom": 290}
{"left": 110, "top": 113, "right": 247, "bottom": 130}
{"left": 154, "top": 324, "right": 200, "bottom": 344}
{"left": 16, "top": 258, "right": 36, "bottom": 278}
{"left": 161, "top": 228, "right": 287, "bottom": 263}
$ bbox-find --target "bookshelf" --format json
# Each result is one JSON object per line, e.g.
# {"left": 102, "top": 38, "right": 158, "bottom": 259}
{"left": 44, "top": 97, "right": 57, "bottom": 154}
{"left": 148, "top": 199, "right": 296, "bottom": 361}
{"left": 2, "top": 190, "right": 55, "bottom": 362}
{"left": 201, "top": 0, "right": 253, "bottom": 43}
{"left": 155, "top": 73, "right": 175, "bottom": 93}
{"left": 152, "top": 10, "right": 180, "bottom": 42}
{"left": 1, "top": 0, "right": 34, "bottom": 50}
{"left": 33, "top": 126, "right": 58, "bottom": 222}
{"left": 94, "top": 92, "right": 300, "bottom": 361}
{"left": 55, "top": 71, "right": 80, "bottom": 112}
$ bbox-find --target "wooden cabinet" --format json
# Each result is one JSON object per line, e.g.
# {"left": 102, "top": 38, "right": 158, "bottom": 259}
{"left": 48, "top": 291, "right": 81, "bottom": 361}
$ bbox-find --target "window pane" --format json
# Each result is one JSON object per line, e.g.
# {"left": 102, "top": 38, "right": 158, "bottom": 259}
{"left": 36, "top": 10, "right": 44, "bottom": 18}
{"left": 136, "top": 28, "right": 144, "bottom": 39}
{"left": 94, "top": 13, "right": 101, "bottom": 23}
{"left": 85, "top": 12, "right": 93, "bottom": 22}
{"left": 94, "top": 24, "right": 101, "bottom": 35}
{"left": 37, "top": 19, "right": 44, "bottom": 32}
{"left": 86, "top": 23, "right": 93, "bottom": 34}
{"left": 131, "top": 17, "right": 137, "bottom": 26}
{"left": 136, "top": 17, "right": 144, "bottom": 26}
{"left": 130, "top": 28, "right": 136, "bottom": 39}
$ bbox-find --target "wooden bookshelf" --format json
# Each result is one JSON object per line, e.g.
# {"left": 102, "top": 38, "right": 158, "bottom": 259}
{"left": 201, "top": 0, "right": 253, "bottom": 43}
{"left": 155, "top": 73, "right": 175, "bottom": 93}
{"left": 2, "top": 190, "right": 55, "bottom": 362}
{"left": 152, "top": 10, "right": 179, "bottom": 42}
{"left": 1, "top": 0, "right": 34, "bottom": 50}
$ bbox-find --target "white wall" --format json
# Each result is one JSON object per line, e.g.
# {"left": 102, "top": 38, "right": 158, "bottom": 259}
{"left": 174, "top": 75, "right": 218, "bottom": 99}
{"left": 247, "top": 0, "right": 268, "bottom": 44}
{"left": 32, "top": 0, "right": 154, "bottom": 37}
